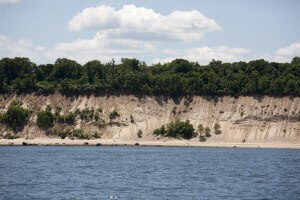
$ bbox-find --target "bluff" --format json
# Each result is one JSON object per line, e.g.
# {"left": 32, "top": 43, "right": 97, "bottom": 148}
{"left": 0, "top": 93, "right": 299, "bottom": 143}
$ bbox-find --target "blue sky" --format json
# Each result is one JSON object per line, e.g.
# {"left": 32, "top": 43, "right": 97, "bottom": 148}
{"left": 0, "top": 0, "right": 299, "bottom": 64}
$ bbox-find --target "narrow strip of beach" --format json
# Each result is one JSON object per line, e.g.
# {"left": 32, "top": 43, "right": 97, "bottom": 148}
{"left": 0, "top": 138, "right": 299, "bottom": 149}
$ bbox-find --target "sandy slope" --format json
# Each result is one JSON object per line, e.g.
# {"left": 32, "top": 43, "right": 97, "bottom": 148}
{"left": 0, "top": 94, "right": 299, "bottom": 144}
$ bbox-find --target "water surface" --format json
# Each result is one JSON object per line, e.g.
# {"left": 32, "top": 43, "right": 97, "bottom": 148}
{"left": 0, "top": 146, "right": 299, "bottom": 199}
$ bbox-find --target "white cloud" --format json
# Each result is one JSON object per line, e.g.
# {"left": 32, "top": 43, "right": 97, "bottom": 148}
{"left": 0, "top": 34, "right": 154, "bottom": 64}
{"left": 43, "top": 32, "right": 154, "bottom": 64}
{"left": 0, "top": 35, "right": 45, "bottom": 62}
{"left": 0, "top": 35, "right": 251, "bottom": 65}
{"left": 68, "top": 4, "right": 222, "bottom": 42}
{"left": 153, "top": 46, "right": 250, "bottom": 64}
{"left": 0, "top": 0, "right": 20, "bottom": 4}
{"left": 251, "top": 42, "right": 300, "bottom": 63}
{"left": 275, "top": 42, "right": 300, "bottom": 56}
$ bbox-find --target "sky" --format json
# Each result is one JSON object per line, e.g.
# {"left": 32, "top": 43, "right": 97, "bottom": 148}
{"left": 0, "top": 0, "right": 299, "bottom": 65}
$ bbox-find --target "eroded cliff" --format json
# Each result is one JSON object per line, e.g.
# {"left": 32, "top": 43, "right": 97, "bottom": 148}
{"left": 0, "top": 93, "right": 299, "bottom": 143}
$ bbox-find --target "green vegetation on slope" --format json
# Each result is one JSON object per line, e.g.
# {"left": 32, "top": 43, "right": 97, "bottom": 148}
{"left": 0, "top": 101, "right": 31, "bottom": 131}
{"left": 153, "top": 120, "right": 197, "bottom": 139}
{"left": 0, "top": 57, "right": 299, "bottom": 96}
{"left": 37, "top": 105, "right": 55, "bottom": 129}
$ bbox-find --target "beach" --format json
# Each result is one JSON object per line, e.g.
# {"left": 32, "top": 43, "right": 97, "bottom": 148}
{"left": 0, "top": 138, "right": 299, "bottom": 149}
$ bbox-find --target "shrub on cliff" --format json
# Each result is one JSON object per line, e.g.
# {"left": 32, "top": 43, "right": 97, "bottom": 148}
{"left": 56, "top": 112, "right": 76, "bottom": 124}
{"left": 109, "top": 110, "right": 120, "bottom": 120}
{"left": 197, "top": 124, "right": 204, "bottom": 135}
{"left": 37, "top": 105, "right": 55, "bottom": 129}
{"left": 64, "top": 112, "right": 75, "bottom": 124}
{"left": 54, "top": 128, "right": 93, "bottom": 140}
{"left": 1, "top": 103, "right": 31, "bottom": 131}
{"left": 205, "top": 127, "right": 211, "bottom": 137}
{"left": 214, "top": 123, "right": 222, "bottom": 135}
{"left": 153, "top": 120, "right": 197, "bottom": 139}
{"left": 153, "top": 125, "right": 167, "bottom": 136}
{"left": 75, "top": 108, "right": 95, "bottom": 121}
{"left": 137, "top": 129, "right": 142, "bottom": 138}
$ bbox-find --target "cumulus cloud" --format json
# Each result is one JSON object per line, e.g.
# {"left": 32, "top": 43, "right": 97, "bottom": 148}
{"left": 0, "top": 0, "right": 20, "bottom": 4}
{"left": 153, "top": 46, "right": 250, "bottom": 64}
{"left": 0, "top": 34, "right": 251, "bottom": 65}
{"left": 68, "top": 4, "right": 222, "bottom": 42}
{"left": 275, "top": 42, "right": 300, "bottom": 56}
{"left": 0, "top": 35, "right": 45, "bottom": 62}
{"left": 43, "top": 32, "right": 154, "bottom": 64}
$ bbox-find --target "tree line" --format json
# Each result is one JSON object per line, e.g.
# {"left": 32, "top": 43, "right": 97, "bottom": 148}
{"left": 0, "top": 57, "right": 299, "bottom": 96}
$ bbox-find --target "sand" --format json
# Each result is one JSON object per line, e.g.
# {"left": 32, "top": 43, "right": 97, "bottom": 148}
{"left": 1, "top": 94, "right": 299, "bottom": 144}
{"left": 0, "top": 138, "right": 299, "bottom": 149}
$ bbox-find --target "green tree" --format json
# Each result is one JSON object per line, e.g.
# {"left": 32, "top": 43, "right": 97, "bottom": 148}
{"left": 153, "top": 125, "right": 167, "bottom": 136}
{"left": 37, "top": 105, "right": 55, "bottom": 129}
{"left": 153, "top": 120, "right": 197, "bottom": 139}
{"left": 2, "top": 103, "right": 31, "bottom": 131}
{"left": 121, "top": 58, "right": 140, "bottom": 70}
{"left": 214, "top": 123, "right": 222, "bottom": 135}
{"left": 197, "top": 124, "right": 204, "bottom": 135}
{"left": 0, "top": 57, "right": 299, "bottom": 96}
{"left": 205, "top": 127, "right": 211, "bottom": 137}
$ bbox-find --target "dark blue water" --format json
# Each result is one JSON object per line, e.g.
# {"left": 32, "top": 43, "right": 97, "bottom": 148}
{"left": 0, "top": 146, "right": 299, "bottom": 200}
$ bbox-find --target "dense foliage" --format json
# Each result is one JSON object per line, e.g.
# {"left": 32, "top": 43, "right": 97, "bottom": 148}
{"left": 153, "top": 120, "right": 197, "bottom": 139}
{"left": 37, "top": 105, "right": 55, "bottom": 129}
{"left": 0, "top": 57, "right": 299, "bottom": 96}
{"left": 0, "top": 101, "right": 31, "bottom": 131}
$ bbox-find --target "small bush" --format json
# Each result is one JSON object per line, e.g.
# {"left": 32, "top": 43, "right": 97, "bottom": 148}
{"left": 197, "top": 124, "right": 204, "bottom": 135}
{"left": 55, "top": 129, "right": 71, "bottom": 139}
{"left": 153, "top": 120, "right": 197, "bottom": 139}
{"left": 37, "top": 105, "right": 55, "bottom": 129}
{"left": 74, "top": 108, "right": 81, "bottom": 115}
{"left": 54, "top": 128, "right": 93, "bottom": 140}
{"left": 199, "top": 135, "right": 207, "bottom": 142}
{"left": 64, "top": 112, "right": 75, "bottom": 124}
{"left": 205, "top": 127, "right": 211, "bottom": 137}
{"left": 56, "top": 106, "right": 62, "bottom": 112}
{"left": 153, "top": 125, "right": 167, "bottom": 136}
{"left": 79, "top": 108, "right": 94, "bottom": 121}
{"left": 214, "top": 123, "right": 222, "bottom": 135}
{"left": 57, "top": 114, "right": 65, "bottom": 123}
{"left": 93, "top": 132, "right": 101, "bottom": 139}
{"left": 109, "top": 110, "right": 120, "bottom": 120}
{"left": 137, "top": 129, "right": 142, "bottom": 138}
{"left": 1, "top": 103, "right": 31, "bottom": 131}
{"left": 72, "top": 129, "right": 85, "bottom": 139}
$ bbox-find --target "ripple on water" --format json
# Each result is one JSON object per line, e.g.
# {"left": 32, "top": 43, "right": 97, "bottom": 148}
{"left": 0, "top": 146, "right": 299, "bottom": 199}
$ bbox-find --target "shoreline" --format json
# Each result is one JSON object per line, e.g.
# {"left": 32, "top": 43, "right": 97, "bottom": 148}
{"left": 0, "top": 138, "right": 299, "bottom": 149}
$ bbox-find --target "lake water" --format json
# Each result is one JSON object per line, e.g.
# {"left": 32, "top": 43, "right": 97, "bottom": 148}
{"left": 0, "top": 146, "right": 299, "bottom": 199}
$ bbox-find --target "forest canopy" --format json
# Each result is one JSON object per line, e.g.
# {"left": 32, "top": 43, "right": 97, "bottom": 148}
{"left": 0, "top": 57, "right": 299, "bottom": 96}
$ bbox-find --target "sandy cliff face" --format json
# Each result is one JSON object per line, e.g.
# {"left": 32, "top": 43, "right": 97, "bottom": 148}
{"left": 0, "top": 93, "right": 299, "bottom": 143}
